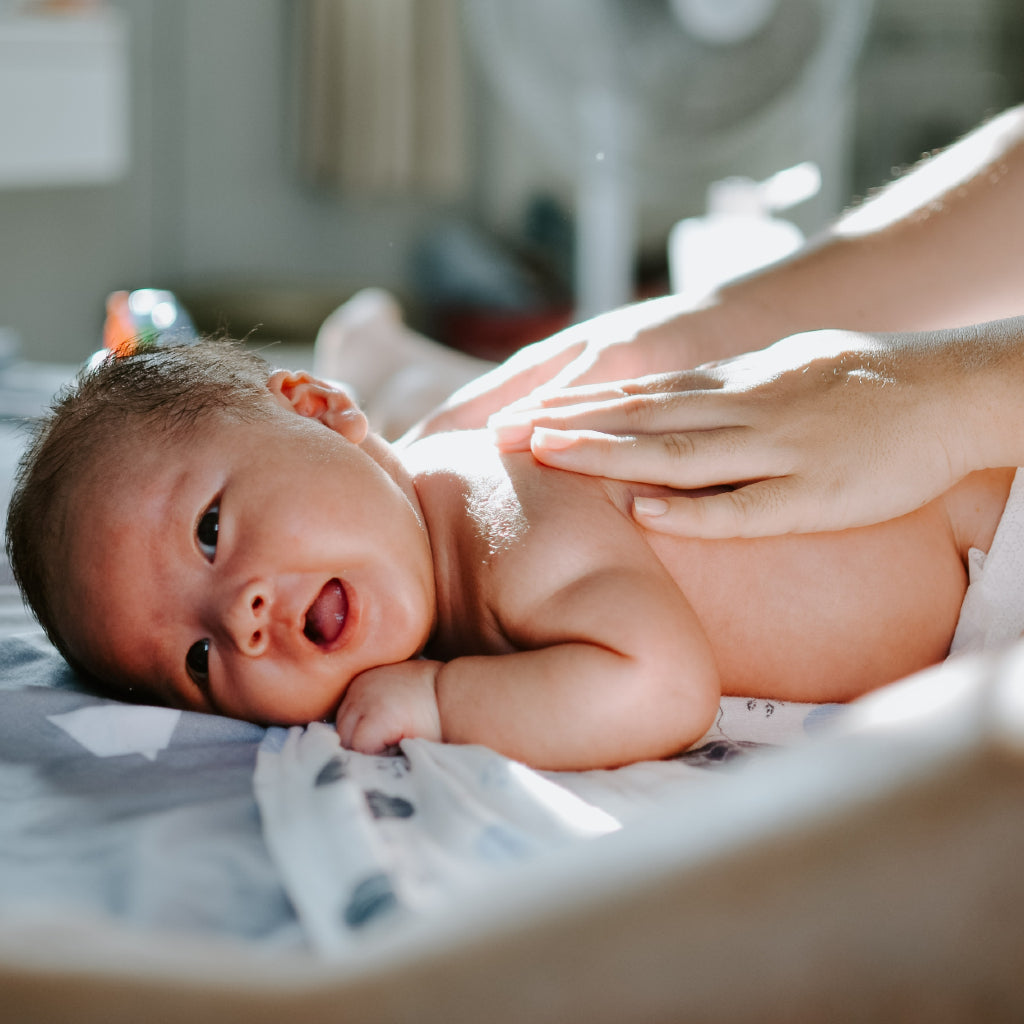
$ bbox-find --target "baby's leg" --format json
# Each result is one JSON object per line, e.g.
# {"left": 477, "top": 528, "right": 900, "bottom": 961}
{"left": 313, "top": 289, "right": 495, "bottom": 439}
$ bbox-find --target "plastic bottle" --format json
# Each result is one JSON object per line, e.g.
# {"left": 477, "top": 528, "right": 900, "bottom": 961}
{"left": 669, "top": 161, "right": 820, "bottom": 297}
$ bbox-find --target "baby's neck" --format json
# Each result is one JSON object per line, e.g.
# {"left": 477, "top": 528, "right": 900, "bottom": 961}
{"left": 360, "top": 431, "right": 427, "bottom": 527}
{"left": 403, "top": 430, "right": 513, "bottom": 658}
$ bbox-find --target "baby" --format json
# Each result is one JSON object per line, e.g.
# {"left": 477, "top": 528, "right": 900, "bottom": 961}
{"left": 6, "top": 341, "right": 1012, "bottom": 770}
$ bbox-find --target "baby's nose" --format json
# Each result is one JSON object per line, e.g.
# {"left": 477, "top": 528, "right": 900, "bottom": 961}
{"left": 225, "top": 580, "right": 271, "bottom": 657}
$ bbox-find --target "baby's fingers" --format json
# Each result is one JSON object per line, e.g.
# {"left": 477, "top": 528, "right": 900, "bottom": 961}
{"left": 336, "top": 699, "right": 387, "bottom": 754}
{"left": 335, "top": 702, "right": 361, "bottom": 750}
{"left": 337, "top": 709, "right": 397, "bottom": 755}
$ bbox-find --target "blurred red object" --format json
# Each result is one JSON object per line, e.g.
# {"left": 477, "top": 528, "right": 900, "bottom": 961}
{"left": 438, "top": 305, "right": 573, "bottom": 363}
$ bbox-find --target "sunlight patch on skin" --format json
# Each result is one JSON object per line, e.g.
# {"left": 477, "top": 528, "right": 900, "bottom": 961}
{"left": 835, "top": 114, "right": 1008, "bottom": 237}
{"left": 466, "top": 474, "right": 528, "bottom": 558}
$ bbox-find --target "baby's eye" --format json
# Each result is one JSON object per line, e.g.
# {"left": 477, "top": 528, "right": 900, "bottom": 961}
{"left": 186, "top": 638, "right": 210, "bottom": 686}
{"left": 196, "top": 502, "right": 219, "bottom": 561}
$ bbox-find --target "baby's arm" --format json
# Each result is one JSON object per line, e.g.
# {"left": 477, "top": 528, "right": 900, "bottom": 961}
{"left": 337, "top": 563, "right": 720, "bottom": 771}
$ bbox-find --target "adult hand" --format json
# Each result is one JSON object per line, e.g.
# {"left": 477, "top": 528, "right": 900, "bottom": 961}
{"left": 404, "top": 294, "right": 760, "bottom": 441}
{"left": 491, "top": 328, "right": 985, "bottom": 537}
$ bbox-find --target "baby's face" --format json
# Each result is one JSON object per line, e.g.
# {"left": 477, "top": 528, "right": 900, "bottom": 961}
{"left": 59, "top": 381, "right": 436, "bottom": 725}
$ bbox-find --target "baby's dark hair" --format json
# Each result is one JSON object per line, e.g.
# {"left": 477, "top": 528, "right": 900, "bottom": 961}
{"left": 5, "top": 339, "right": 274, "bottom": 674}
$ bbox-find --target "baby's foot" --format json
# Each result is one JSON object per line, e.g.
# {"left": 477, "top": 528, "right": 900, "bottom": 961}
{"left": 313, "top": 288, "right": 494, "bottom": 439}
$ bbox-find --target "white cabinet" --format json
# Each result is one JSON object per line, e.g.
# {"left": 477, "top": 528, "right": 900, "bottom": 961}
{"left": 0, "top": 8, "right": 128, "bottom": 188}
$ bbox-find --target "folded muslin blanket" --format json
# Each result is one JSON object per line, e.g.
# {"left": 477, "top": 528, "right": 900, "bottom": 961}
{"left": 254, "top": 698, "right": 839, "bottom": 955}
{"left": 951, "top": 468, "right": 1024, "bottom": 655}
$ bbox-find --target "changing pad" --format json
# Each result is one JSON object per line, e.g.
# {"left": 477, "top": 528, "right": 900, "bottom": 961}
{"left": 951, "top": 467, "right": 1024, "bottom": 655}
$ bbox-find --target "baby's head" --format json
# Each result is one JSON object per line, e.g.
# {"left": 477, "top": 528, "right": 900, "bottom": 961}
{"left": 6, "top": 341, "right": 436, "bottom": 724}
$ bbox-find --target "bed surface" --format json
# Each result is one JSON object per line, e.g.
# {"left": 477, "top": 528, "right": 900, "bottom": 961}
{"left": 2, "top": 639, "right": 1022, "bottom": 1023}
{"left": 0, "top": 619, "right": 836, "bottom": 953}
{"left": 0, "top": 359, "right": 1022, "bottom": 1022}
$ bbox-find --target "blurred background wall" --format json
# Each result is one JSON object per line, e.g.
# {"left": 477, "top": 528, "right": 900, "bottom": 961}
{"left": 0, "top": 0, "right": 1022, "bottom": 365}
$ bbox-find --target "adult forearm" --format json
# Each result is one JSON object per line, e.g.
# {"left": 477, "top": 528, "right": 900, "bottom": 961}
{"left": 707, "top": 104, "right": 1024, "bottom": 348}
{"left": 412, "top": 107, "right": 1024, "bottom": 435}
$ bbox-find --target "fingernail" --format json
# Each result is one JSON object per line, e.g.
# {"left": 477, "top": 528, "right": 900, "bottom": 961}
{"left": 489, "top": 418, "right": 532, "bottom": 449}
{"left": 634, "top": 496, "right": 669, "bottom": 517}
{"left": 532, "top": 427, "right": 575, "bottom": 451}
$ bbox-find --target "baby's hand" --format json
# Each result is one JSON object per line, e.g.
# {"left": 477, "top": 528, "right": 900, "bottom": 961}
{"left": 335, "top": 659, "right": 443, "bottom": 755}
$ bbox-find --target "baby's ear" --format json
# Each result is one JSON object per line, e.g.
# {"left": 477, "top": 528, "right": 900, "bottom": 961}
{"left": 266, "top": 370, "right": 369, "bottom": 443}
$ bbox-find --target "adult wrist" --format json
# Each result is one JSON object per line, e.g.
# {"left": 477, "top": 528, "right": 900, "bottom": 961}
{"left": 959, "top": 317, "right": 1024, "bottom": 472}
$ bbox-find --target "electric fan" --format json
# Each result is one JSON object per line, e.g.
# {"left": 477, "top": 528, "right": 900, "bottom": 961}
{"left": 462, "top": 0, "right": 873, "bottom": 316}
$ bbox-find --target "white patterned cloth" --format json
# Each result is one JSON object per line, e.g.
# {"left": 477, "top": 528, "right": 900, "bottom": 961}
{"left": 254, "top": 697, "right": 838, "bottom": 956}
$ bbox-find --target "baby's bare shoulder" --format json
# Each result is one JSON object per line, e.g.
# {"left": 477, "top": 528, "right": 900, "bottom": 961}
{"left": 492, "top": 455, "right": 677, "bottom": 634}
{"left": 408, "top": 430, "right": 670, "bottom": 632}
{"left": 408, "top": 430, "right": 637, "bottom": 565}
{"left": 504, "top": 451, "right": 639, "bottom": 558}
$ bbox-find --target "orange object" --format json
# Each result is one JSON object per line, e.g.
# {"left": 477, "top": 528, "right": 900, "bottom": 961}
{"left": 102, "top": 290, "right": 140, "bottom": 356}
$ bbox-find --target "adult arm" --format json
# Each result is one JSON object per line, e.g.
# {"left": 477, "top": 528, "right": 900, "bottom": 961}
{"left": 410, "top": 103, "right": 1024, "bottom": 443}
{"left": 492, "top": 318, "right": 1024, "bottom": 537}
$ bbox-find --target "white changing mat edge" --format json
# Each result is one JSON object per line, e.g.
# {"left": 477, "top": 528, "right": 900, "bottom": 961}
{"left": 951, "top": 467, "right": 1024, "bottom": 655}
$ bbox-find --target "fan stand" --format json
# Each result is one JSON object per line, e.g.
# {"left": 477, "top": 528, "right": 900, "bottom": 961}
{"left": 575, "top": 89, "right": 637, "bottom": 319}
{"left": 464, "top": 0, "right": 873, "bottom": 320}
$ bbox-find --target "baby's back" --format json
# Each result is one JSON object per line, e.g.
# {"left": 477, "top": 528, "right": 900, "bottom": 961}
{"left": 641, "top": 468, "right": 1014, "bottom": 702}
{"left": 410, "top": 430, "right": 1012, "bottom": 706}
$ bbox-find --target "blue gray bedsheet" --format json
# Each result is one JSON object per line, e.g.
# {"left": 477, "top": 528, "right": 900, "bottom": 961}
{"left": 0, "top": 618, "right": 837, "bottom": 952}
{"left": 0, "top": 632, "right": 303, "bottom": 946}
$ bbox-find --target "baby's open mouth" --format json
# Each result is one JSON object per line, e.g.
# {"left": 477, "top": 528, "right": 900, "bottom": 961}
{"left": 304, "top": 578, "right": 348, "bottom": 648}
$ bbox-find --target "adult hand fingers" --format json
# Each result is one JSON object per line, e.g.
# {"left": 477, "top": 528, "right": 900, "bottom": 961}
{"left": 498, "top": 367, "right": 726, "bottom": 415}
{"left": 491, "top": 380, "right": 741, "bottom": 453}
{"left": 523, "top": 423, "right": 820, "bottom": 537}
{"left": 527, "top": 426, "right": 781, "bottom": 490}
{"left": 631, "top": 481, "right": 804, "bottom": 539}
{"left": 407, "top": 337, "right": 588, "bottom": 438}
